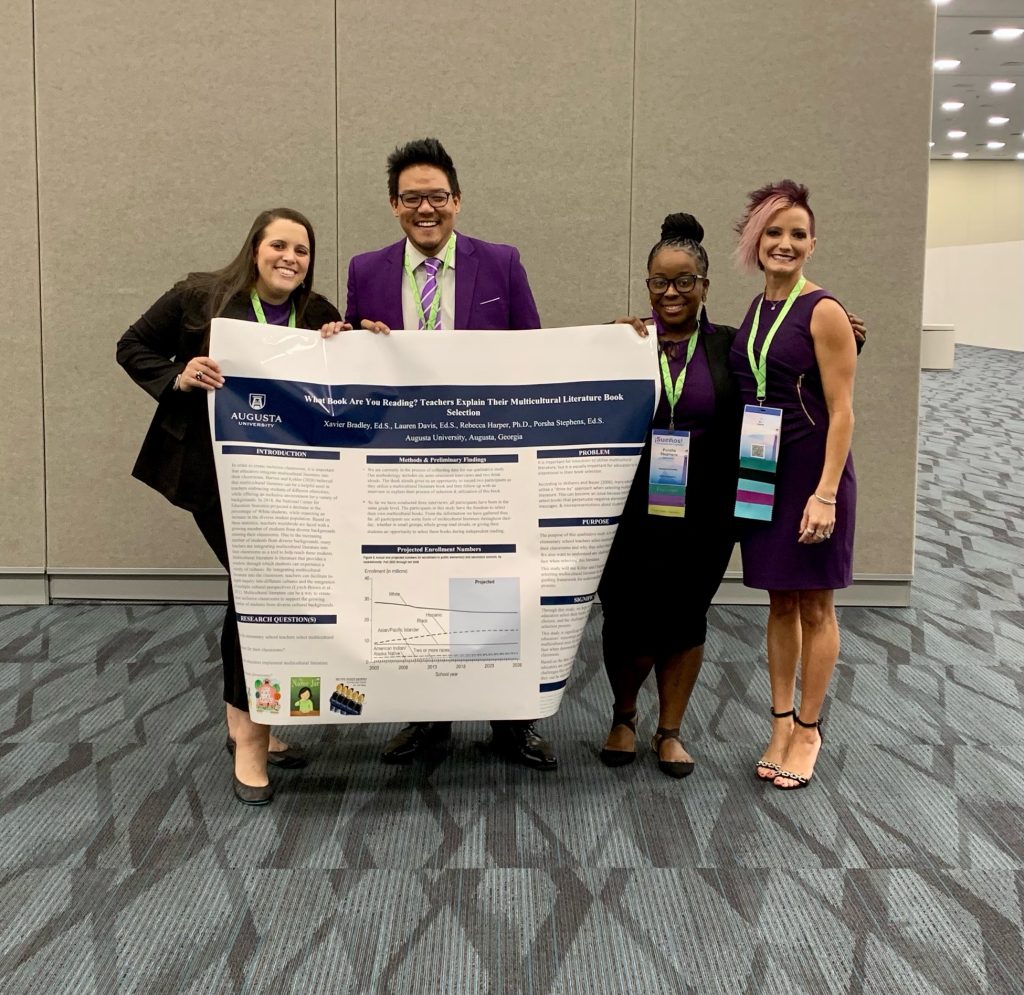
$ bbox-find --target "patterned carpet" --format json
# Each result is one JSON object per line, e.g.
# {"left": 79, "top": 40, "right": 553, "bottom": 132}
{"left": 1, "top": 346, "right": 1022, "bottom": 994}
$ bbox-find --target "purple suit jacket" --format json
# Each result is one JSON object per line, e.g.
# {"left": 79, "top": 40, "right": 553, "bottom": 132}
{"left": 344, "top": 233, "right": 541, "bottom": 330}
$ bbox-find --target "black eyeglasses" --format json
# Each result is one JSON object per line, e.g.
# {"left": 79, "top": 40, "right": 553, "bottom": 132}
{"left": 397, "top": 191, "right": 453, "bottom": 209}
{"left": 646, "top": 274, "right": 705, "bottom": 294}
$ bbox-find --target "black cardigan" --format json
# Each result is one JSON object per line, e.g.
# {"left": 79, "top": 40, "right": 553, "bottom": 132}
{"left": 116, "top": 286, "right": 342, "bottom": 512}
{"left": 619, "top": 322, "right": 742, "bottom": 528}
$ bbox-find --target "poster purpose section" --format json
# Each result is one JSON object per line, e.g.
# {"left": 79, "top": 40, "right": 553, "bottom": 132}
{"left": 208, "top": 320, "right": 658, "bottom": 725}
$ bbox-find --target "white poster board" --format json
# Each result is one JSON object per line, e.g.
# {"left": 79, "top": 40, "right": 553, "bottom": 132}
{"left": 208, "top": 321, "right": 657, "bottom": 725}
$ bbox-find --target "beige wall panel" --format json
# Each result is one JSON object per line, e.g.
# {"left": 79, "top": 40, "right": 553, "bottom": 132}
{"left": 35, "top": 0, "right": 339, "bottom": 569}
{"left": 927, "top": 161, "right": 1024, "bottom": 247}
{"left": 0, "top": 1, "right": 46, "bottom": 571}
{"left": 631, "top": 0, "right": 934, "bottom": 578}
{"left": 335, "top": 1, "right": 635, "bottom": 329}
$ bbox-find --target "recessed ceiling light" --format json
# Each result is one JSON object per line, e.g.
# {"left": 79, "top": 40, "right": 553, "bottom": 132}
{"left": 934, "top": 59, "right": 961, "bottom": 70}
{"left": 993, "top": 28, "right": 1024, "bottom": 41}
{"left": 951, "top": 152, "right": 970, "bottom": 159}
{"left": 987, "top": 141, "right": 1007, "bottom": 149}
{"left": 988, "top": 116, "right": 1010, "bottom": 125}
{"left": 932, "top": 0, "right": 952, "bottom": 6}
{"left": 947, "top": 130, "right": 966, "bottom": 138}
{"left": 929, "top": 141, "right": 936, "bottom": 147}
{"left": 942, "top": 101, "right": 965, "bottom": 111}
{"left": 1017, "top": 152, "right": 1024, "bottom": 159}
{"left": 991, "top": 80, "right": 1016, "bottom": 92}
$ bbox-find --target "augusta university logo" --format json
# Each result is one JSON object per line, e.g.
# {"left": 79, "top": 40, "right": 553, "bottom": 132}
{"left": 231, "top": 392, "right": 282, "bottom": 424}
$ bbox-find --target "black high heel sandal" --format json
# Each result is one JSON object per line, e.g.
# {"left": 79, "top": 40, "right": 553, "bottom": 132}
{"left": 599, "top": 710, "right": 638, "bottom": 767}
{"left": 755, "top": 708, "right": 794, "bottom": 782}
{"left": 651, "top": 726, "right": 694, "bottom": 779}
{"left": 773, "top": 713, "right": 824, "bottom": 791}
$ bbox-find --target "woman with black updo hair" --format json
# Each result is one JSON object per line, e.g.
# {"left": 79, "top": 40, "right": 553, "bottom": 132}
{"left": 598, "top": 213, "right": 741, "bottom": 777}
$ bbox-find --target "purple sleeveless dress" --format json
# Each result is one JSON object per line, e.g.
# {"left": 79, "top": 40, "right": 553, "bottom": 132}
{"left": 728, "top": 289, "right": 856, "bottom": 590}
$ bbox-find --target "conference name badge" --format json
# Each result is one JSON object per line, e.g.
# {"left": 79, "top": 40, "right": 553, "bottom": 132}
{"left": 735, "top": 405, "right": 782, "bottom": 521}
{"left": 648, "top": 429, "right": 690, "bottom": 517}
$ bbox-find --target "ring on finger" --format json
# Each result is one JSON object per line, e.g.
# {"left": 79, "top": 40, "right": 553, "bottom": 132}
{"left": 196, "top": 371, "right": 203, "bottom": 380}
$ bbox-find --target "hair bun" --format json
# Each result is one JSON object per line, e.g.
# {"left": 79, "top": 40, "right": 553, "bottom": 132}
{"left": 660, "top": 212, "right": 704, "bottom": 243}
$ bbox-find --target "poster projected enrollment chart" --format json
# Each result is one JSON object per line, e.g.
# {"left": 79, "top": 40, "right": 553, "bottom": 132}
{"left": 208, "top": 320, "right": 658, "bottom": 725}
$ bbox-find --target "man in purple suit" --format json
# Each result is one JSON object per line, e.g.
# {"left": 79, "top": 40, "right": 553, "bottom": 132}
{"left": 346, "top": 139, "right": 540, "bottom": 334}
{"left": 345, "top": 137, "right": 555, "bottom": 771}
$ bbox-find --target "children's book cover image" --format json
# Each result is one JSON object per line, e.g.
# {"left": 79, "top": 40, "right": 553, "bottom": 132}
{"left": 250, "top": 678, "right": 283, "bottom": 716}
{"left": 290, "top": 676, "right": 321, "bottom": 717}
{"left": 329, "top": 683, "right": 366, "bottom": 716}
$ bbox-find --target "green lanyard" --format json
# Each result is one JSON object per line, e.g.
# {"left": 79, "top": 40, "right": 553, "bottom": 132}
{"left": 746, "top": 276, "right": 805, "bottom": 402}
{"left": 403, "top": 233, "right": 457, "bottom": 330}
{"left": 658, "top": 330, "right": 700, "bottom": 431}
{"left": 250, "top": 290, "right": 296, "bottom": 327}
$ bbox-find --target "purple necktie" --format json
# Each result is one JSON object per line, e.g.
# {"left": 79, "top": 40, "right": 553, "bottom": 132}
{"left": 418, "top": 256, "right": 441, "bottom": 330}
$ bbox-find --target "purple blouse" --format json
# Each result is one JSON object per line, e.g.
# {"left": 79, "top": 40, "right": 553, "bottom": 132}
{"left": 652, "top": 323, "right": 717, "bottom": 446}
{"left": 250, "top": 297, "right": 294, "bottom": 325}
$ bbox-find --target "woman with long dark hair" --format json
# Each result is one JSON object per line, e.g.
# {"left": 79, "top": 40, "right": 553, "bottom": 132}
{"left": 117, "top": 208, "right": 347, "bottom": 805}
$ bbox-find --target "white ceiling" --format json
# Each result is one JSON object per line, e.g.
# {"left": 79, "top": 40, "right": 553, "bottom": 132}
{"left": 931, "top": 0, "right": 1024, "bottom": 160}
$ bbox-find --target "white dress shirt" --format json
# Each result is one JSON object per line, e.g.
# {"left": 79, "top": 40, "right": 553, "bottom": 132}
{"left": 401, "top": 235, "right": 456, "bottom": 331}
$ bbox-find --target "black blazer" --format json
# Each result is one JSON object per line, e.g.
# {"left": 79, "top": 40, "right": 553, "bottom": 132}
{"left": 116, "top": 286, "right": 342, "bottom": 512}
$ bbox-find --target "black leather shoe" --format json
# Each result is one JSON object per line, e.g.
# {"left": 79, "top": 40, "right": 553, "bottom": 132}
{"left": 232, "top": 775, "right": 273, "bottom": 806}
{"left": 226, "top": 736, "right": 308, "bottom": 769}
{"left": 490, "top": 720, "right": 557, "bottom": 771}
{"left": 381, "top": 722, "right": 452, "bottom": 764}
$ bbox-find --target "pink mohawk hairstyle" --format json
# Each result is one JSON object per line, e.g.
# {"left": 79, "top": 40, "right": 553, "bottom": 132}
{"left": 733, "top": 180, "right": 815, "bottom": 273}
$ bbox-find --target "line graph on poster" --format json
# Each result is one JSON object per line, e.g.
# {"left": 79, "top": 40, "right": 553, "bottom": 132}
{"left": 369, "top": 576, "right": 521, "bottom": 663}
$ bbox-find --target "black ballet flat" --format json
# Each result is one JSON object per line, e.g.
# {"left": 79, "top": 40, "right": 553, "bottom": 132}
{"left": 651, "top": 726, "right": 694, "bottom": 779}
{"left": 232, "top": 775, "right": 273, "bottom": 806}
{"left": 599, "top": 710, "right": 638, "bottom": 767}
{"left": 226, "top": 735, "right": 308, "bottom": 769}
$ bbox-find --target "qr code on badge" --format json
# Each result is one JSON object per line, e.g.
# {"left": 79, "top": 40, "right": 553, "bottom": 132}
{"left": 751, "top": 443, "right": 765, "bottom": 458}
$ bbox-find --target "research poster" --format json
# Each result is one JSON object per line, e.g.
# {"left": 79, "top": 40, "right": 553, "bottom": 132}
{"left": 208, "top": 320, "right": 658, "bottom": 725}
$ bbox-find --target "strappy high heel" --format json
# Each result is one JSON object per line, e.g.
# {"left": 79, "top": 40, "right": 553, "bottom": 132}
{"left": 756, "top": 708, "right": 794, "bottom": 782}
{"left": 651, "top": 726, "right": 695, "bottom": 779}
{"left": 599, "top": 709, "right": 638, "bottom": 767}
{"left": 773, "top": 713, "right": 824, "bottom": 790}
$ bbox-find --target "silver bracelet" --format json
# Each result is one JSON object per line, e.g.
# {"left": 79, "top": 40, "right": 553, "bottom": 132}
{"left": 813, "top": 493, "right": 837, "bottom": 506}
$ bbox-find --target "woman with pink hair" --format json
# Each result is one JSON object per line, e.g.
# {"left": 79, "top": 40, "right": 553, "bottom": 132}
{"left": 728, "top": 180, "right": 858, "bottom": 790}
